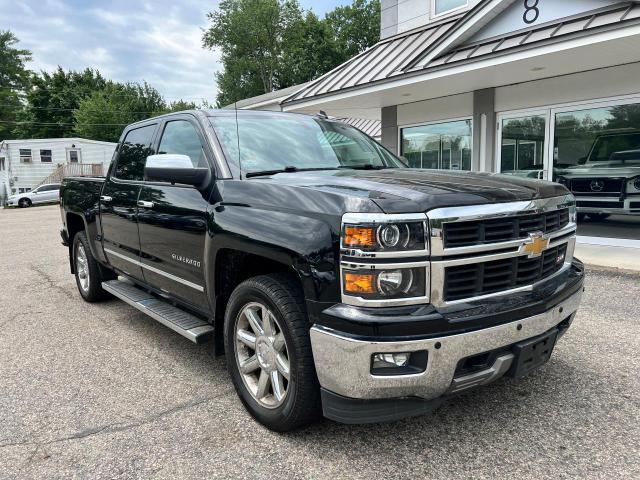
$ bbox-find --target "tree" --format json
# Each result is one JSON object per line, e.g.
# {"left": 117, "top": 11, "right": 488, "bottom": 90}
{"left": 204, "top": 0, "right": 291, "bottom": 106}
{"left": 203, "top": 0, "right": 381, "bottom": 107}
{"left": 13, "top": 67, "right": 108, "bottom": 139}
{"left": 0, "top": 31, "right": 32, "bottom": 140}
{"left": 73, "top": 82, "right": 168, "bottom": 142}
{"left": 279, "top": 10, "right": 338, "bottom": 87}
{"left": 325, "top": 0, "right": 380, "bottom": 63}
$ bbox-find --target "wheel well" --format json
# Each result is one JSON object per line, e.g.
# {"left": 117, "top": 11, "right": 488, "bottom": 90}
{"left": 66, "top": 213, "right": 85, "bottom": 273}
{"left": 213, "top": 249, "right": 301, "bottom": 354}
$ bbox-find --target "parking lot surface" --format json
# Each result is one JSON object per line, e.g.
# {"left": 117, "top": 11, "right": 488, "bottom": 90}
{"left": 1, "top": 205, "right": 639, "bottom": 480}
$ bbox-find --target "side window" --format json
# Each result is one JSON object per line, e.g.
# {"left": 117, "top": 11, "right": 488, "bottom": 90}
{"left": 114, "top": 124, "right": 157, "bottom": 181}
{"left": 158, "top": 120, "right": 207, "bottom": 168}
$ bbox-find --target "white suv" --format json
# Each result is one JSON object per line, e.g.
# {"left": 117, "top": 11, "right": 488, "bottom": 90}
{"left": 7, "top": 183, "right": 61, "bottom": 208}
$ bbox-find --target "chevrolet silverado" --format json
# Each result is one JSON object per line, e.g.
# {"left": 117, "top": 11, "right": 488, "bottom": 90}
{"left": 60, "top": 110, "right": 584, "bottom": 431}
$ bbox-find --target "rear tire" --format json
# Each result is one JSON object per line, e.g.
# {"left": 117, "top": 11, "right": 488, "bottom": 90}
{"left": 73, "top": 231, "right": 115, "bottom": 302}
{"left": 224, "top": 274, "right": 321, "bottom": 431}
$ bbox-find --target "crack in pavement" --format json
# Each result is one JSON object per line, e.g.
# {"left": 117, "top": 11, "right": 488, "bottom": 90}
{"left": 0, "top": 393, "right": 226, "bottom": 452}
{"left": 29, "top": 265, "right": 74, "bottom": 300}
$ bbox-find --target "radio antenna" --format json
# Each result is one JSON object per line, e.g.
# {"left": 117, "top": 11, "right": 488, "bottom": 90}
{"left": 234, "top": 101, "right": 243, "bottom": 179}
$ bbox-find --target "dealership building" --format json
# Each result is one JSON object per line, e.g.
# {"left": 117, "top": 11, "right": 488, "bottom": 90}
{"left": 243, "top": 0, "right": 640, "bottom": 247}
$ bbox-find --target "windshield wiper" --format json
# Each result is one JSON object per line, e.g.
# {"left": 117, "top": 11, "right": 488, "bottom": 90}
{"left": 245, "top": 166, "right": 339, "bottom": 178}
{"left": 338, "top": 164, "right": 389, "bottom": 170}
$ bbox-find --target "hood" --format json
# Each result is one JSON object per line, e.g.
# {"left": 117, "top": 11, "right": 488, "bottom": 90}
{"left": 251, "top": 169, "right": 569, "bottom": 214}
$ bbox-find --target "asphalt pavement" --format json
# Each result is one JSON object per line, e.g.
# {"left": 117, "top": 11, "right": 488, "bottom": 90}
{"left": 0, "top": 205, "right": 638, "bottom": 479}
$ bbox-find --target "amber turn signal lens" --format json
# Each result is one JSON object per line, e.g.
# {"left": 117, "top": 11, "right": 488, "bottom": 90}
{"left": 344, "top": 272, "right": 377, "bottom": 294}
{"left": 344, "top": 226, "right": 376, "bottom": 248}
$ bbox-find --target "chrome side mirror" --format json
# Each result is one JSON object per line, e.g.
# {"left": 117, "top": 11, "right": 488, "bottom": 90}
{"left": 144, "top": 154, "right": 210, "bottom": 188}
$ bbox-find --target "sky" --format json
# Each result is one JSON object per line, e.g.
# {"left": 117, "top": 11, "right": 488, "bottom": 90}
{"left": 2, "top": 0, "right": 351, "bottom": 104}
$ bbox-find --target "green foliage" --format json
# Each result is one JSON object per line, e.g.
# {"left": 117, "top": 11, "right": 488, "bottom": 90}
{"left": 73, "top": 82, "right": 168, "bottom": 143}
{"left": 325, "top": 0, "right": 381, "bottom": 61}
{"left": 14, "top": 67, "right": 108, "bottom": 139}
{"left": 203, "top": 0, "right": 381, "bottom": 107}
{"left": 0, "top": 30, "right": 32, "bottom": 140}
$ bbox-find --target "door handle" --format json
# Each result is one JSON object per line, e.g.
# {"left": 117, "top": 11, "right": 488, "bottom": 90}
{"left": 138, "top": 201, "right": 154, "bottom": 209}
{"left": 100, "top": 196, "right": 113, "bottom": 203}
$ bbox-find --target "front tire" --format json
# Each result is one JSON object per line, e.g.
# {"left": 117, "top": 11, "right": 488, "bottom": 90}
{"left": 73, "top": 231, "right": 114, "bottom": 302}
{"left": 18, "top": 198, "right": 31, "bottom": 208}
{"left": 224, "top": 274, "right": 321, "bottom": 431}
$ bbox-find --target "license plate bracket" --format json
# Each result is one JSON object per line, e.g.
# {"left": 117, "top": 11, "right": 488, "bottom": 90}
{"left": 508, "top": 328, "right": 559, "bottom": 379}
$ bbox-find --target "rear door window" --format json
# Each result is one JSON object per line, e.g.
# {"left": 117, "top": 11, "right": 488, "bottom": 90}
{"left": 115, "top": 124, "right": 157, "bottom": 181}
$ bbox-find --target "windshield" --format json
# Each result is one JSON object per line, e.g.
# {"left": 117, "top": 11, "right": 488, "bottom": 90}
{"left": 209, "top": 113, "right": 405, "bottom": 173}
{"left": 589, "top": 133, "right": 640, "bottom": 165}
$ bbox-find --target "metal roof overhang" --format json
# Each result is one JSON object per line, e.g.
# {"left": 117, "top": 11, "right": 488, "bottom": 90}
{"left": 282, "top": 2, "right": 640, "bottom": 116}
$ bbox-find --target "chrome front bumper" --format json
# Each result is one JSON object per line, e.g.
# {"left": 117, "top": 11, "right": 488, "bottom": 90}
{"left": 310, "top": 288, "right": 582, "bottom": 401}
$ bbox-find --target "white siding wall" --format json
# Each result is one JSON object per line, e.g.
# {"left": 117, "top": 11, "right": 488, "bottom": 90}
{"left": 397, "top": 92, "right": 474, "bottom": 126}
{"left": 495, "top": 63, "right": 640, "bottom": 113}
{"left": 2, "top": 138, "right": 116, "bottom": 195}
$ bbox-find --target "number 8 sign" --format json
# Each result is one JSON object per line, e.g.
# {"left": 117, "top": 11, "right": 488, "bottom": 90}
{"left": 523, "top": 0, "right": 540, "bottom": 24}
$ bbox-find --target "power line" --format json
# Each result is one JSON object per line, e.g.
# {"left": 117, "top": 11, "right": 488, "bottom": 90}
{"left": 0, "top": 103, "right": 169, "bottom": 115}
{"left": 0, "top": 85, "right": 213, "bottom": 101}
{"left": 0, "top": 120, "right": 128, "bottom": 126}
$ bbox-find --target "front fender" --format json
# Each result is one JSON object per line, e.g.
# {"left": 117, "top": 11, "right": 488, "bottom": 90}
{"left": 205, "top": 204, "right": 340, "bottom": 304}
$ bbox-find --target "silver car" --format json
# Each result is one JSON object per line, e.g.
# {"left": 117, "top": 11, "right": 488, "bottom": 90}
{"left": 7, "top": 183, "right": 61, "bottom": 208}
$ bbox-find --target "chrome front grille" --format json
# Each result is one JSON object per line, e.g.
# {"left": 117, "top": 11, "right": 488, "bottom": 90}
{"left": 443, "top": 244, "right": 568, "bottom": 301}
{"left": 442, "top": 209, "right": 570, "bottom": 248}
{"left": 429, "top": 195, "right": 577, "bottom": 307}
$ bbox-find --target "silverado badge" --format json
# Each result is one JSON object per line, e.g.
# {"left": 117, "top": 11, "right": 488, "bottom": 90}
{"left": 520, "top": 231, "right": 550, "bottom": 258}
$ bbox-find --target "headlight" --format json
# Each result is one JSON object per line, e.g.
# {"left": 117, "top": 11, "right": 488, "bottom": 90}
{"left": 340, "top": 213, "right": 430, "bottom": 307}
{"left": 343, "top": 222, "right": 426, "bottom": 253}
{"left": 342, "top": 267, "right": 427, "bottom": 301}
{"left": 631, "top": 177, "right": 640, "bottom": 192}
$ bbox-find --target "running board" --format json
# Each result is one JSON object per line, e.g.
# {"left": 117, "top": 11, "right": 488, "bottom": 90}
{"left": 102, "top": 280, "right": 213, "bottom": 344}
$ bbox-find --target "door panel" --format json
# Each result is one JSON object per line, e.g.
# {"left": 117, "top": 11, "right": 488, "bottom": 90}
{"left": 136, "top": 118, "right": 211, "bottom": 308}
{"left": 100, "top": 123, "right": 158, "bottom": 280}
{"left": 100, "top": 180, "right": 143, "bottom": 279}
{"left": 137, "top": 185, "right": 209, "bottom": 306}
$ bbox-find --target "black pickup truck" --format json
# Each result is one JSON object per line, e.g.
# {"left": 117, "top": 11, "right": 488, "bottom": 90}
{"left": 60, "top": 110, "right": 584, "bottom": 431}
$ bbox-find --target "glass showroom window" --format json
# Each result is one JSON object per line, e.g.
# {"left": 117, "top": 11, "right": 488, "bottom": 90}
{"left": 401, "top": 120, "right": 472, "bottom": 171}
{"left": 553, "top": 102, "right": 640, "bottom": 239}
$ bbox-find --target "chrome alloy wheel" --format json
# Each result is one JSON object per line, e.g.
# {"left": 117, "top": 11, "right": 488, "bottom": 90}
{"left": 235, "top": 302, "right": 291, "bottom": 409}
{"left": 76, "top": 244, "right": 90, "bottom": 293}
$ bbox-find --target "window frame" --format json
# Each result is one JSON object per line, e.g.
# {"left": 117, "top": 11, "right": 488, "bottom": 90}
{"left": 431, "top": 0, "right": 469, "bottom": 19}
{"left": 19, "top": 149, "right": 32, "bottom": 163}
{"left": 157, "top": 118, "right": 209, "bottom": 169}
{"left": 0, "top": 157, "right": 5, "bottom": 170}
{"left": 40, "top": 149, "right": 53, "bottom": 163}
{"left": 111, "top": 123, "right": 159, "bottom": 183}
{"left": 398, "top": 116, "right": 474, "bottom": 171}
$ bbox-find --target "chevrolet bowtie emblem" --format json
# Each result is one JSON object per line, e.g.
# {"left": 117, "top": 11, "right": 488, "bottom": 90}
{"left": 521, "top": 232, "right": 550, "bottom": 258}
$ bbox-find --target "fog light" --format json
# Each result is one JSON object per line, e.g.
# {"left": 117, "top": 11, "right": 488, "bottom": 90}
{"left": 373, "top": 352, "right": 411, "bottom": 369}
{"left": 371, "top": 351, "right": 428, "bottom": 376}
